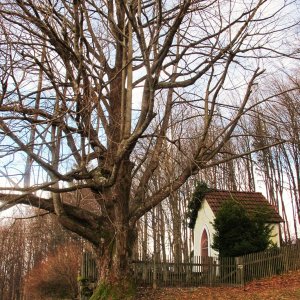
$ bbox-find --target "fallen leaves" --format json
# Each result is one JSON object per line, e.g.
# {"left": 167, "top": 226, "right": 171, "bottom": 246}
{"left": 136, "top": 270, "right": 300, "bottom": 300}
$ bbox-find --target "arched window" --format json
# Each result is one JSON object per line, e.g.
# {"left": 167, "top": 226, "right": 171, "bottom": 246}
{"left": 201, "top": 229, "right": 209, "bottom": 257}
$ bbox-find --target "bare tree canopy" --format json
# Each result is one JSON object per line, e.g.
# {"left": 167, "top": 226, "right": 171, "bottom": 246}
{"left": 0, "top": 0, "right": 298, "bottom": 296}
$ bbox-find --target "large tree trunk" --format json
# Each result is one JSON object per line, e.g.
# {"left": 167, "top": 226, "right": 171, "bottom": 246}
{"left": 91, "top": 224, "right": 136, "bottom": 299}
{"left": 90, "top": 161, "right": 136, "bottom": 299}
{"left": 96, "top": 226, "right": 134, "bottom": 281}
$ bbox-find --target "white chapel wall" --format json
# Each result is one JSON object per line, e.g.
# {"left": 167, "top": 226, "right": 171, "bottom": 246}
{"left": 270, "top": 223, "right": 281, "bottom": 247}
{"left": 193, "top": 199, "right": 219, "bottom": 258}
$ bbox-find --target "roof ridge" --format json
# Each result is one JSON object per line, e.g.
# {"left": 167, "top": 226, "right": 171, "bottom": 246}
{"left": 208, "top": 189, "right": 262, "bottom": 194}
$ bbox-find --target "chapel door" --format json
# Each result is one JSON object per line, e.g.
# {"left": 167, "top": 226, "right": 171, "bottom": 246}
{"left": 201, "top": 229, "right": 209, "bottom": 271}
{"left": 201, "top": 229, "right": 208, "bottom": 257}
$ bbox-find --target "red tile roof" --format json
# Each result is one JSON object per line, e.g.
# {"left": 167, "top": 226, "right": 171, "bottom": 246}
{"left": 204, "top": 190, "right": 283, "bottom": 223}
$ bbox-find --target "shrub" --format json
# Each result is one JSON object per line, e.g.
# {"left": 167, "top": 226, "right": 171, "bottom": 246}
{"left": 24, "top": 243, "right": 81, "bottom": 299}
{"left": 212, "top": 199, "right": 273, "bottom": 257}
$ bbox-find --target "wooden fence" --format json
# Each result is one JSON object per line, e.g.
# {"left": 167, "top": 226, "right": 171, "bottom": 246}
{"left": 131, "top": 242, "right": 300, "bottom": 287}
{"left": 131, "top": 256, "right": 241, "bottom": 287}
{"left": 79, "top": 243, "right": 300, "bottom": 289}
{"left": 241, "top": 242, "right": 300, "bottom": 282}
{"left": 79, "top": 251, "right": 98, "bottom": 300}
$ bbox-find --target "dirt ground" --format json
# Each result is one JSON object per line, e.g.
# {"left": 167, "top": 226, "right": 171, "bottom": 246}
{"left": 136, "top": 270, "right": 300, "bottom": 300}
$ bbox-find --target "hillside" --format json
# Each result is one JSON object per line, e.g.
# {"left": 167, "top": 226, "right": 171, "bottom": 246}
{"left": 137, "top": 270, "right": 300, "bottom": 300}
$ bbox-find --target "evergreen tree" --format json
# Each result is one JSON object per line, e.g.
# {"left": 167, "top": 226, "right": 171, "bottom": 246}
{"left": 212, "top": 200, "right": 273, "bottom": 257}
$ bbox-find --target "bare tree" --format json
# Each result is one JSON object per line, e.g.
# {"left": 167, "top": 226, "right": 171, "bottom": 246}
{"left": 0, "top": 221, "right": 25, "bottom": 300}
{"left": 0, "top": 0, "right": 297, "bottom": 297}
{"left": 253, "top": 74, "right": 300, "bottom": 241}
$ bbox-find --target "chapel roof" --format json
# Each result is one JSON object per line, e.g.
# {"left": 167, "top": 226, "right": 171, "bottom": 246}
{"left": 204, "top": 190, "right": 283, "bottom": 223}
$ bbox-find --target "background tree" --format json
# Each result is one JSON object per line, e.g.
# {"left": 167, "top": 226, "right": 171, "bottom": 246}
{"left": 0, "top": 220, "right": 25, "bottom": 300}
{"left": 254, "top": 74, "right": 300, "bottom": 241}
{"left": 0, "top": 1, "right": 298, "bottom": 298}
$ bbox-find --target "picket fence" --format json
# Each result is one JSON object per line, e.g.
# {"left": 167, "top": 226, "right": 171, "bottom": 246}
{"left": 131, "top": 255, "right": 241, "bottom": 287}
{"left": 80, "top": 242, "right": 300, "bottom": 290}
{"left": 131, "top": 243, "right": 300, "bottom": 287}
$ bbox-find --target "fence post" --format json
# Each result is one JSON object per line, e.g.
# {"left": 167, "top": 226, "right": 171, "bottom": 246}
{"left": 236, "top": 257, "right": 244, "bottom": 287}
{"left": 212, "top": 259, "right": 217, "bottom": 284}
{"left": 186, "top": 257, "right": 192, "bottom": 285}
{"left": 282, "top": 246, "right": 289, "bottom": 272}
{"left": 208, "top": 257, "right": 213, "bottom": 286}
{"left": 153, "top": 253, "right": 157, "bottom": 289}
{"left": 142, "top": 260, "right": 147, "bottom": 282}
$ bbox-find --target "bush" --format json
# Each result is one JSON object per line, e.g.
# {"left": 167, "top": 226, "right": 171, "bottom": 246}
{"left": 24, "top": 243, "right": 81, "bottom": 299}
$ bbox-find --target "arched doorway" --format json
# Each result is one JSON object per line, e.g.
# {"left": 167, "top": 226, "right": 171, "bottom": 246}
{"left": 201, "top": 228, "right": 209, "bottom": 257}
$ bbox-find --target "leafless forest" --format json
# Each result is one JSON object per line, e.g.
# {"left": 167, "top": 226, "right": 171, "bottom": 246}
{"left": 0, "top": 0, "right": 299, "bottom": 299}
